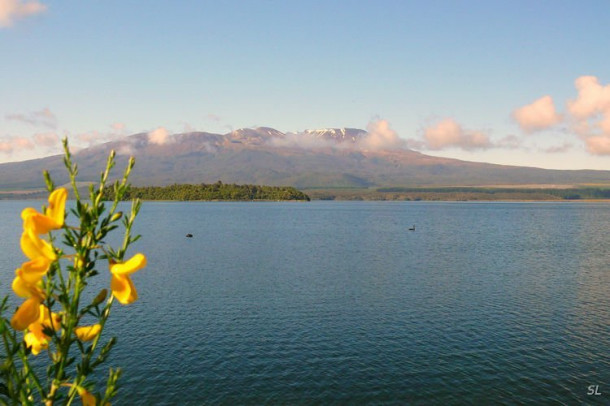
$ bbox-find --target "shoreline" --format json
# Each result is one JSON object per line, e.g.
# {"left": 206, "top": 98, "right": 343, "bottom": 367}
{"left": 4, "top": 185, "right": 610, "bottom": 203}
{"left": 3, "top": 196, "right": 610, "bottom": 203}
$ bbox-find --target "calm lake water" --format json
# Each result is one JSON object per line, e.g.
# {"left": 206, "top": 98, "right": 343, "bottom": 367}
{"left": 1, "top": 201, "right": 609, "bottom": 405}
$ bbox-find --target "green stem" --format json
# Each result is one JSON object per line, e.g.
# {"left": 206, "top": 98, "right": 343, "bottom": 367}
{"left": 1, "top": 327, "right": 19, "bottom": 399}
{"left": 17, "top": 345, "right": 45, "bottom": 401}
{"left": 91, "top": 296, "right": 113, "bottom": 354}
{"left": 48, "top": 264, "right": 84, "bottom": 404}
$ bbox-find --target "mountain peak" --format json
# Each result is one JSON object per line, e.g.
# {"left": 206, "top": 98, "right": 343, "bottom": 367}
{"left": 299, "top": 128, "right": 367, "bottom": 143}
{"left": 226, "top": 127, "right": 285, "bottom": 145}
{"left": 229, "top": 127, "right": 285, "bottom": 137}
{"left": 3, "top": 125, "right": 610, "bottom": 191}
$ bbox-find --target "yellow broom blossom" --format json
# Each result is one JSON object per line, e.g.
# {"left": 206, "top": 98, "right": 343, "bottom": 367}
{"left": 75, "top": 324, "right": 102, "bottom": 342}
{"left": 20, "top": 228, "right": 57, "bottom": 262}
{"left": 10, "top": 296, "right": 42, "bottom": 331}
{"left": 62, "top": 384, "right": 99, "bottom": 406}
{"left": 21, "top": 188, "right": 67, "bottom": 235}
{"left": 11, "top": 257, "right": 52, "bottom": 298}
{"left": 109, "top": 254, "right": 147, "bottom": 305}
{"left": 23, "top": 305, "right": 61, "bottom": 355}
{"left": 76, "top": 386, "right": 97, "bottom": 406}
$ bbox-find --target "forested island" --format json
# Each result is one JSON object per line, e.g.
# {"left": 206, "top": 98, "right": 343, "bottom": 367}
{"left": 104, "top": 181, "right": 310, "bottom": 201}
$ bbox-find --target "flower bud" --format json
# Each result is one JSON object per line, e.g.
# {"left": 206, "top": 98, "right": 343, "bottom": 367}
{"left": 92, "top": 289, "right": 108, "bottom": 306}
{"left": 74, "top": 255, "right": 84, "bottom": 270}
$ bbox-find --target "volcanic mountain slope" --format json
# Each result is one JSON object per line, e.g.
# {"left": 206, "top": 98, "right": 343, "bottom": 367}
{"left": 1, "top": 127, "right": 610, "bottom": 190}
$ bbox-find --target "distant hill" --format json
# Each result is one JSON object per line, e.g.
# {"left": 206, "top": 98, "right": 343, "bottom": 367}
{"left": 1, "top": 127, "right": 610, "bottom": 191}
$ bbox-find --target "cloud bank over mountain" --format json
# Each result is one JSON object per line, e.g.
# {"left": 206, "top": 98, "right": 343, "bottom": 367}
{"left": 3, "top": 122, "right": 610, "bottom": 193}
{"left": 2, "top": 75, "right": 610, "bottom": 167}
{"left": 268, "top": 120, "right": 406, "bottom": 152}
{"left": 148, "top": 127, "right": 171, "bottom": 145}
{"left": 422, "top": 119, "right": 491, "bottom": 151}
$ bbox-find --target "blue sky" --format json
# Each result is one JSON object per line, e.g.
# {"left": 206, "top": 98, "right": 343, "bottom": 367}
{"left": 2, "top": 0, "right": 610, "bottom": 170}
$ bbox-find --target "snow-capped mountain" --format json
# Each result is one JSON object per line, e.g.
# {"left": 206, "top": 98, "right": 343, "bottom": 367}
{"left": 296, "top": 128, "right": 367, "bottom": 143}
{"left": 1, "top": 126, "right": 610, "bottom": 190}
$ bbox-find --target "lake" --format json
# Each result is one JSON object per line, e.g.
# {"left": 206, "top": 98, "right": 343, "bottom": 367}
{"left": 1, "top": 201, "right": 609, "bottom": 404}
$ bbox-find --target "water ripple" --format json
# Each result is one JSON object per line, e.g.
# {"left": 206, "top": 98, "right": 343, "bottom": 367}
{"left": 4, "top": 201, "right": 609, "bottom": 404}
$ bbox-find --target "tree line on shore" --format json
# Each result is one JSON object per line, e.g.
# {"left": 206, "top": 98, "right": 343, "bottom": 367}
{"left": 103, "top": 181, "right": 310, "bottom": 201}
{"left": 375, "top": 186, "right": 610, "bottom": 200}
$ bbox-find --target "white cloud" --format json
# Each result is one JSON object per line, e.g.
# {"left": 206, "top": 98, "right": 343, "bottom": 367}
{"left": 542, "top": 143, "right": 573, "bottom": 154}
{"left": 0, "top": 141, "right": 11, "bottom": 153}
{"left": 66, "top": 143, "right": 82, "bottom": 154}
{"left": 496, "top": 134, "right": 523, "bottom": 150}
{"left": 565, "top": 76, "right": 610, "bottom": 155}
{"left": 110, "top": 122, "right": 126, "bottom": 132}
{"left": 116, "top": 143, "right": 135, "bottom": 156}
{"left": 513, "top": 95, "right": 561, "bottom": 133}
{"left": 33, "top": 132, "right": 59, "bottom": 148}
{"left": 6, "top": 107, "right": 57, "bottom": 128}
{"left": 360, "top": 119, "right": 406, "bottom": 151}
{"left": 76, "top": 131, "right": 105, "bottom": 146}
{"left": 405, "top": 138, "right": 426, "bottom": 150}
{"left": 13, "top": 137, "right": 33, "bottom": 149}
{"left": 583, "top": 136, "right": 610, "bottom": 155}
{"left": 269, "top": 131, "right": 336, "bottom": 149}
{"left": 567, "top": 76, "right": 610, "bottom": 119}
{"left": 0, "top": 136, "right": 34, "bottom": 154}
{"left": 74, "top": 127, "right": 130, "bottom": 147}
{"left": 423, "top": 118, "right": 491, "bottom": 150}
{"left": 269, "top": 119, "right": 408, "bottom": 152}
{"left": 0, "top": 0, "right": 47, "bottom": 27}
{"left": 148, "top": 127, "right": 171, "bottom": 145}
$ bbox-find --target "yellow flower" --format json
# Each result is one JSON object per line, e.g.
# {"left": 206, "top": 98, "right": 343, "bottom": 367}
{"left": 10, "top": 296, "right": 42, "bottom": 331}
{"left": 20, "top": 228, "right": 57, "bottom": 262}
{"left": 11, "top": 274, "right": 33, "bottom": 298}
{"left": 109, "top": 253, "right": 146, "bottom": 305}
{"left": 75, "top": 324, "right": 101, "bottom": 341}
{"left": 21, "top": 188, "right": 68, "bottom": 234}
{"left": 23, "top": 305, "right": 61, "bottom": 355}
{"left": 24, "top": 331, "right": 48, "bottom": 355}
{"left": 76, "top": 386, "right": 97, "bottom": 406}
{"left": 46, "top": 187, "right": 68, "bottom": 223}
{"left": 12, "top": 257, "right": 52, "bottom": 297}
{"left": 63, "top": 384, "right": 99, "bottom": 406}
{"left": 19, "top": 257, "right": 51, "bottom": 283}
{"left": 12, "top": 273, "right": 43, "bottom": 298}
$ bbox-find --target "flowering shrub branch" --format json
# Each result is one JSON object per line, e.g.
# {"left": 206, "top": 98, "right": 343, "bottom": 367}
{"left": 0, "top": 138, "right": 146, "bottom": 405}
